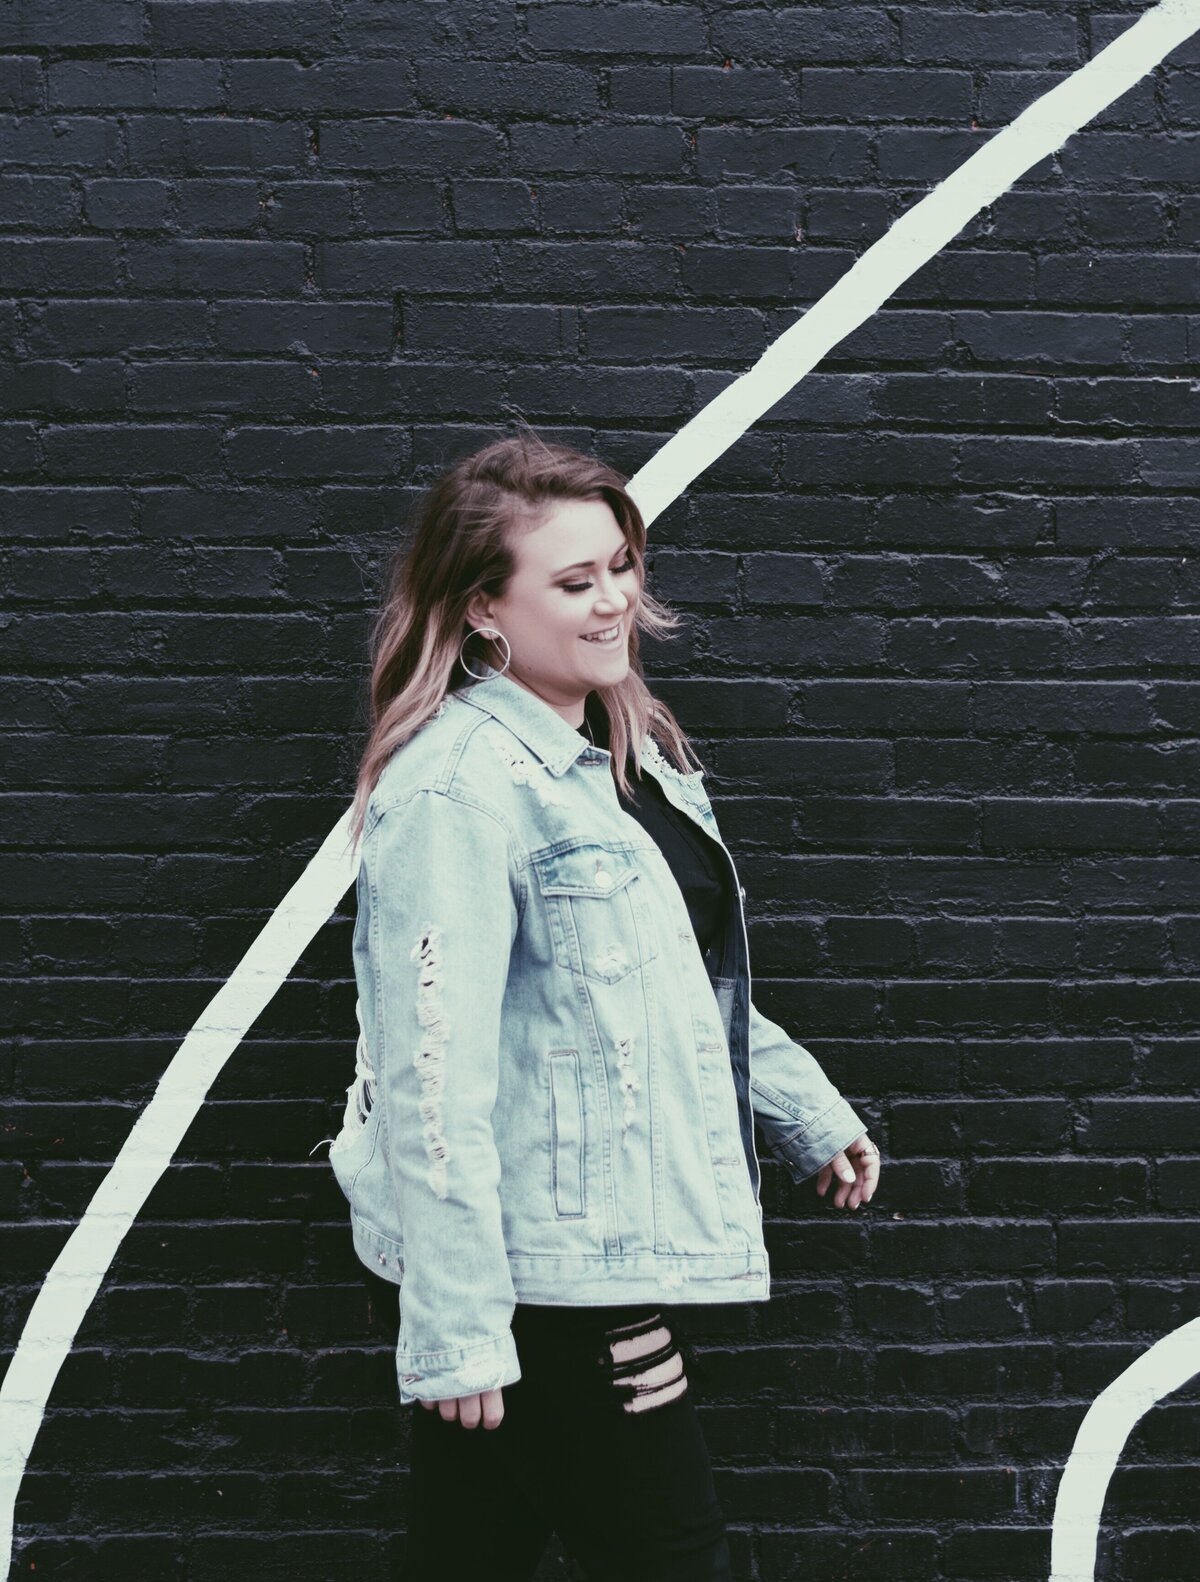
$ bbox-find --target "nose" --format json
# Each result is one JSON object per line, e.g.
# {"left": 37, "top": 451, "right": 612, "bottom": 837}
{"left": 594, "top": 569, "right": 630, "bottom": 614}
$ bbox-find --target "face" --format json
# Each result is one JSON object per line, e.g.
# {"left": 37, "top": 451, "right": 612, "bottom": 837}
{"left": 466, "top": 496, "right": 640, "bottom": 725}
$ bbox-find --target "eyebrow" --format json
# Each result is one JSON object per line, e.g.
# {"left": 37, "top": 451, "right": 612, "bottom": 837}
{"left": 552, "top": 549, "right": 632, "bottom": 577}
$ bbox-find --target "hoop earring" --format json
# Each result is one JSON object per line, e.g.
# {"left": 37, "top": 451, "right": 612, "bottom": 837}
{"left": 458, "top": 624, "right": 511, "bottom": 681}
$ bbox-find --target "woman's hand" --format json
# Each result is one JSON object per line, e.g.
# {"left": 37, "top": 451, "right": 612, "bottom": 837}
{"left": 419, "top": 1387, "right": 506, "bottom": 1430}
{"left": 813, "top": 1132, "right": 880, "bottom": 1210}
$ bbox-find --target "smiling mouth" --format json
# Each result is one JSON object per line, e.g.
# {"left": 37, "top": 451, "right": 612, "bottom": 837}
{"left": 581, "top": 623, "right": 623, "bottom": 645}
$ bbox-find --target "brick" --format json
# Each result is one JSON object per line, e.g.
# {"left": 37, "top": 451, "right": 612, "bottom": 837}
{"left": 875, "top": 1341, "right": 1055, "bottom": 1397}
{"left": 418, "top": 60, "right": 595, "bottom": 117}
{"left": 716, "top": 184, "right": 800, "bottom": 240}
{"left": 901, "top": 11, "right": 1077, "bottom": 66}
{"left": 890, "top": 1100, "right": 1068, "bottom": 1155}
{"left": 1032, "top": 1280, "right": 1118, "bottom": 1334}
{"left": 511, "top": 122, "right": 684, "bottom": 176}
{"left": 804, "top": 186, "right": 892, "bottom": 241}
{"left": 1060, "top": 1220, "right": 1200, "bottom": 1273}
{"left": 982, "top": 797, "right": 1159, "bottom": 852}
{"left": 844, "top": 1466, "right": 1016, "bottom": 1519}
{"left": 1078, "top": 1098, "right": 1200, "bottom": 1152}
{"left": 743, "top": 552, "right": 824, "bottom": 607}
{"left": 895, "top": 737, "right": 1073, "bottom": 792}
{"left": 992, "top": 918, "right": 1076, "bottom": 971}
{"left": 705, "top": 617, "right": 884, "bottom": 672}
{"left": 805, "top": 66, "right": 971, "bottom": 121}
{"left": 968, "top": 1159, "right": 1147, "bottom": 1214}
{"left": 943, "top": 1526, "right": 1053, "bottom": 1576}
{"left": 697, "top": 127, "right": 872, "bottom": 183}
{"left": 806, "top": 796, "right": 977, "bottom": 851}
{"left": 825, "top": 918, "right": 913, "bottom": 970}
{"left": 941, "top": 1281, "right": 1025, "bottom": 1336}
{"left": 148, "top": 2, "right": 336, "bottom": 51}
{"left": 973, "top": 681, "right": 1155, "bottom": 734}
{"left": 889, "top": 617, "right": 1068, "bottom": 674}
{"left": 496, "top": 238, "right": 678, "bottom": 298}
{"left": 1123, "top": 1528, "right": 1200, "bottom": 1578}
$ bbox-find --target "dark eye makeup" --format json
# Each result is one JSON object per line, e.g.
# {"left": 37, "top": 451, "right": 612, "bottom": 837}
{"left": 562, "top": 556, "right": 638, "bottom": 594}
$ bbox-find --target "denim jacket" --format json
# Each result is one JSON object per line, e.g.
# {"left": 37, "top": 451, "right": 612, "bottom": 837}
{"left": 331, "top": 667, "right": 866, "bottom": 1405}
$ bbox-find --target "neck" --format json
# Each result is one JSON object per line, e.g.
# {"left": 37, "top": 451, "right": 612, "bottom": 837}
{"left": 504, "top": 671, "right": 588, "bottom": 730}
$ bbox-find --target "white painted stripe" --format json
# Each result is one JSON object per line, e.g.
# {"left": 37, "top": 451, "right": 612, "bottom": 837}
{"left": 630, "top": 0, "right": 1200, "bottom": 528}
{"left": 0, "top": 809, "right": 360, "bottom": 1567}
{"left": 1049, "top": 1317, "right": 1200, "bottom": 1582}
{"left": 4, "top": 2, "right": 1200, "bottom": 1573}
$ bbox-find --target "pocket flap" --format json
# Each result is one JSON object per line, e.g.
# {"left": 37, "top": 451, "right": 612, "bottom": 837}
{"left": 534, "top": 844, "right": 639, "bottom": 898}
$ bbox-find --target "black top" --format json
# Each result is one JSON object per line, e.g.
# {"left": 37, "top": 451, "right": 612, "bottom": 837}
{"left": 579, "top": 695, "right": 731, "bottom": 960}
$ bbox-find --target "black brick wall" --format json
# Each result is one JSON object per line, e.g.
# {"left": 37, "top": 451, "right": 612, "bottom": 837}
{"left": 4, "top": 3, "right": 1199, "bottom": 1578}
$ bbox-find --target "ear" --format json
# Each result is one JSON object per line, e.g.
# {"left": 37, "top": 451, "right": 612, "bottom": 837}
{"left": 464, "top": 591, "right": 494, "bottom": 630}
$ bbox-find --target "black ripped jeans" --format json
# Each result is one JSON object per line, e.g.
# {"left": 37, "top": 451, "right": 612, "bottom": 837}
{"left": 402, "top": 1302, "right": 733, "bottom": 1582}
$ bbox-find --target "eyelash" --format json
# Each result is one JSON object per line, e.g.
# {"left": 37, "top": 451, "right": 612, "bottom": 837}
{"left": 562, "top": 557, "right": 637, "bottom": 594}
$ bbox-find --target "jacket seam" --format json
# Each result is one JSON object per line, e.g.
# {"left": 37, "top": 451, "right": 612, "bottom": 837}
{"left": 401, "top": 1331, "right": 513, "bottom": 1362}
{"left": 754, "top": 1084, "right": 849, "bottom": 1135}
{"left": 364, "top": 783, "right": 528, "bottom": 889}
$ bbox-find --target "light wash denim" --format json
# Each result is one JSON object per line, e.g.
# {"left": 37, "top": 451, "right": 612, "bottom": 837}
{"left": 330, "top": 666, "right": 866, "bottom": 1405}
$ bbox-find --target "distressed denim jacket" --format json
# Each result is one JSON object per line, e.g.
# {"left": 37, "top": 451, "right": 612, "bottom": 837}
{"left": 331, "top": 667, "right": 866, "bottom": 1405}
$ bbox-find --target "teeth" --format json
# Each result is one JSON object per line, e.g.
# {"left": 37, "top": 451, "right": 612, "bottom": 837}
{"left": 583, "top": 624, "right": 620, "bottom": 643}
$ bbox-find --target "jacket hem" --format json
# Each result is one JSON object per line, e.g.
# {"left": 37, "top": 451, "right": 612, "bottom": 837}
{"left": 349, "top": 1218, "right": 772, "bottom": 1305}
{"left": 504, "top": 1249, "right": 770, "bottom": 1303}
{"left": 351, "top": 1216, "right": 405, "bottom": 1283}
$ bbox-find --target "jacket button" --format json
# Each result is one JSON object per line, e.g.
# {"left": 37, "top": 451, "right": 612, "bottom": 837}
{"left": 595, "top": 868, "right": 613, "bottom": 889}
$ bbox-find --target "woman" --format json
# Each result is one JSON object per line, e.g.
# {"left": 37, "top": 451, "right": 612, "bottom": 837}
{"left": 332, "top": 429, "right": 881, "bottom": 1580}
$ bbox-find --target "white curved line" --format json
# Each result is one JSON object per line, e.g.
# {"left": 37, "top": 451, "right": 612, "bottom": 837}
{"left": 0, "top": 810, "right": 361, "bottom": 1568}
{"left": 4, "top": 2, "right": 1200, "bottom": 1573}
{"left": 1050, "top": 1318, "right": 1200, "bottom": 1582}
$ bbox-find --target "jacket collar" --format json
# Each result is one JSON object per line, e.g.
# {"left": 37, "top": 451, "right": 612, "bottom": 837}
{"left": 455, "top": 666, "right": 602, "bottom": 778}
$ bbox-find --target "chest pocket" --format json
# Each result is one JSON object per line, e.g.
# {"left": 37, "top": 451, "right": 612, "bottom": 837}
{"left": 533, "top": 843, "right": 658, "bottom": 987}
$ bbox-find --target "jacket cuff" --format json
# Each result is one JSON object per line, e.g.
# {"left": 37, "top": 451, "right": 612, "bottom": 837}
{"left": 770, "top": 1097, "right": 868, "bottom": 1184}
{"left": 396, "top": 1328, "right": 522, "bottom": 1406}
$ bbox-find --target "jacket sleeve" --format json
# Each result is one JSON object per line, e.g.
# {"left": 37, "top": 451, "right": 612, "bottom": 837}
{"left": 363, "top": 787, "right": 522, "bottom": 1405}
{"left": 748, "top": 997, "right": 867, "bottom": 1183}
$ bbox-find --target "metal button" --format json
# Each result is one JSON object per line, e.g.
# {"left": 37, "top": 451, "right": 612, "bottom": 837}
{"left": 595, "top": 866, "right": 613, "bottom": 890}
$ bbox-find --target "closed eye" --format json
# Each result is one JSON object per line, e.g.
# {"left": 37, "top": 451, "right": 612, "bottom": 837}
{"left": 563, "top": 557, "right": 637, "bottom": 594}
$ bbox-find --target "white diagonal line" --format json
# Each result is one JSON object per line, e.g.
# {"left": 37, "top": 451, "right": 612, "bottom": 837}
{"left": 4, "top": 2, "right": 1200, "bottom": 1573}
{"left": 632, "top": 0, "right": 1200, "bottom": 527}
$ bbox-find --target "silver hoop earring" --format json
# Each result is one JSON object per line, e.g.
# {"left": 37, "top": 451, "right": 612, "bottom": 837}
{"left": 458, "top": 624, "right": 511, "bottom": 681}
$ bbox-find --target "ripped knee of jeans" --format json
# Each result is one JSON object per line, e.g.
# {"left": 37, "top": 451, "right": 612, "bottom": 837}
{"left": 604, "top": 1312, "right": 689, "bottom": 1414}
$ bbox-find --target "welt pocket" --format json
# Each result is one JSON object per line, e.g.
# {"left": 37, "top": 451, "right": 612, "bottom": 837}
{"left": 548, "top": 1048, "right": 586, "bottom": 1218}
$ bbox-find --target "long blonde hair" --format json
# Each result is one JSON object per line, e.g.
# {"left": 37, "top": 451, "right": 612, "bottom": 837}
{"left": 349, "top": 426, "right": 703, "bottom": 843}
